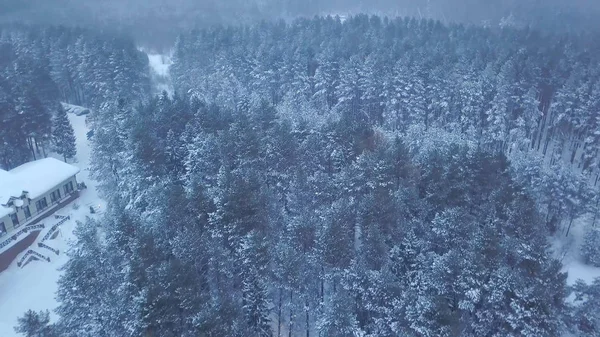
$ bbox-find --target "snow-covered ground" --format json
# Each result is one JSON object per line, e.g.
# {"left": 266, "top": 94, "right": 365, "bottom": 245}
{"left": 553, "top": 214, "right": 600, "bottom": 285}
{"left": 565, "top": 259, "right": 600, "bottom": 284}
{"left": 0, "top": 111, "right": 104, "bottom": 337}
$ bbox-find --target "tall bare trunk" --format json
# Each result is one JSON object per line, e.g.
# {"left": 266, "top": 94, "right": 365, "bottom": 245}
{"left": 592, "top": 196, "right": 600, "bottom": 228}
{"left": 278, "top": 289, "right": 283, "bottom": 337}
{"left": 320, "top": 266, "right": 324, "bottom": 303}
{"left": 28, "top": 137, "right": 36, "bottom": 160}
{"left": 566, "top": 208, "right": 576, "bottom": 237}
{"left": 288, "top": 291, "right": 293, "bottom": 337}
{"left": 305, "top": 299, "right": 310, "bottom": 337}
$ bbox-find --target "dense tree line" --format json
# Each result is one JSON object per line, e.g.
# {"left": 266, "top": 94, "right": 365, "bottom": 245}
{"left": 41, "top": 91, "right": 587, "bottom": 336}
{"left": 0, "top": 30, "right": 57, "bottom": 169}
{"left": 172, "top": 15, "right": 600, "bottom": 237}
{"left": 0, "top": 25, "right": 150, "bottom": 169}
{"left": 0, "top": 25, "right": 150, "bottom": 109}
{"left": 3, "top": 0, "right": 600, "bottom": 48}
{"left": 171, "top": 15, "right": 600, "bottom": 167}
{"left": 13, "top": 16, "right": 600, "bottom": 337}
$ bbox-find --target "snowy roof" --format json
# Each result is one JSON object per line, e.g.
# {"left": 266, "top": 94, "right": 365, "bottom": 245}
{"left": 0, "top": 158, "right": 80, "bottom": 218}
{"left": 0, "top": 169, "right": 22, "bottom": 218}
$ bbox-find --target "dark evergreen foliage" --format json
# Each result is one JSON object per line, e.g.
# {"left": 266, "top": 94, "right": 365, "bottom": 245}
{"left": 581, "top": 227, "right": 600, "bottom": 267}
{"left": 14, "top": 310, "right": 57, "bottom": 337}
{"left": 570, "top": 279, "right": 600, "bottom": 336}
{"left": 172, "top": 15, "right": 600, "bottom": 242}
{"left": 51, "top": 104, "right": 76, "bottom": 162}
{"left": 54, "top": 91, "right": 570, "bottom": 336}
{"left": 0, "top": 24, "right": 150, "bottom": 169}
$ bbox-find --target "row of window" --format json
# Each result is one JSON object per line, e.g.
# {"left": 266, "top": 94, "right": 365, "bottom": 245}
{"left": 0, "top": 181, "right": 76, "bottom": 237}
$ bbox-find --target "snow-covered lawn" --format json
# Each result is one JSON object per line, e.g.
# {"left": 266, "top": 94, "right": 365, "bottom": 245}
{"left": 0, "top": 111, "right": 104, "bottom": 337}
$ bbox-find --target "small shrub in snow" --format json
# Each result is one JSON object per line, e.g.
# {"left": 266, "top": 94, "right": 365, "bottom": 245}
{"left": 581, "top": 227, "right": 600, "bottom": 267}
{"left": 72, "top": 202, "right": 80, "bottom": 210}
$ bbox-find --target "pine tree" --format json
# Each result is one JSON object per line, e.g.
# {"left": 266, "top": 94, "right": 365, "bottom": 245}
{"left": 238, "top": 224, "right": 272, "bottom": 335}
{"left": 14, "top": 310, "right": 57, "bottom": 337}
{"left": 51, "top": 105, "right": 77, "bottom": 162}
{"left": 571, "top": 278, "right": 600, "bottom": 336}
{"left": 55, "top": 219, "right": 117, "bottom": 337}
{"left": 317, "top": 287, "right": 362, "bottom": 337}
{"left": 581, "top": 227, "right": 600, "bottom": 267}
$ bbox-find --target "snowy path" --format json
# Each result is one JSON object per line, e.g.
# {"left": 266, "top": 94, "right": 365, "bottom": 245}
{"left": 0, "top": 112, "right": 104, "bottom": 336}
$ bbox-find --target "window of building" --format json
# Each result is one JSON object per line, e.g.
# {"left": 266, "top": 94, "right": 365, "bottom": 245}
{"left": 36, "top": 197, "right": 48, "bottom": 212}
{"left": 64, "top": 181, "right": 74, "bottom": 194}
{"left": 10, "top": 213, "right": 19, "bottom": 227}
{"left": 0, "top": 222, "right": 5, "bottom": 237}
{"left": 50, "top": 189, "right": 62, "bottom": 203}
{"left": 24, "top": 206, "right": 31, "bottom": 219}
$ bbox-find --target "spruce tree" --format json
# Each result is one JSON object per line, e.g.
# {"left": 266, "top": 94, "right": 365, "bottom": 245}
{"left": 51, "top": 105, "right": 77, "bottom": 162}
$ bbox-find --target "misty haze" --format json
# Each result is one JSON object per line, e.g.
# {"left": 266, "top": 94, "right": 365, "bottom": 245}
{"left": 0, "top": 0, "right": 600, "bottom": 336}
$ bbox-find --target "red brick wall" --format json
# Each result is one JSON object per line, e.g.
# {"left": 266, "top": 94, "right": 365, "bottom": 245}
{"left": 0, "top": 231, "right": 41, "bottom": 272}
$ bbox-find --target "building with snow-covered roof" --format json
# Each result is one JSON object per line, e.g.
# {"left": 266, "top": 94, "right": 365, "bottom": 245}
{"left": 0, "top": 158, "right": 80, "bottom": 238}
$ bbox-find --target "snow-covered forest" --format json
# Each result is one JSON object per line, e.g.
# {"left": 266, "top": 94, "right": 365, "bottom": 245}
{"left": 2, "top": 2, "right": 600, "bottom": 337}
{"left": 171, "top": 16, "right": 600, "bottom": 239}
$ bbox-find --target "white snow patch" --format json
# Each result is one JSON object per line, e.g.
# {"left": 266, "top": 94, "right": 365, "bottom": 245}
{"left": 0, "top": 112, "right": 105, "bottom": 337}
{"left": 564, "top": 259, "right": 600, "bottom": 285}
{"left": 61, "top": 103, "right": 90, "bottom": 116}
{"left": 147, "top": 53, "right": 172, "bottom": 78}
{"left": 145, "top": 52, "right": 174, "bottom": 96}
{"left": 554, "top": 214, "right": 600, "bottom": 285}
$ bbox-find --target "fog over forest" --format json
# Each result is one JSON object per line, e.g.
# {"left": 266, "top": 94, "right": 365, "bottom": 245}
{"left": 1, "top": 0, "right": 599, "bottom": 47}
